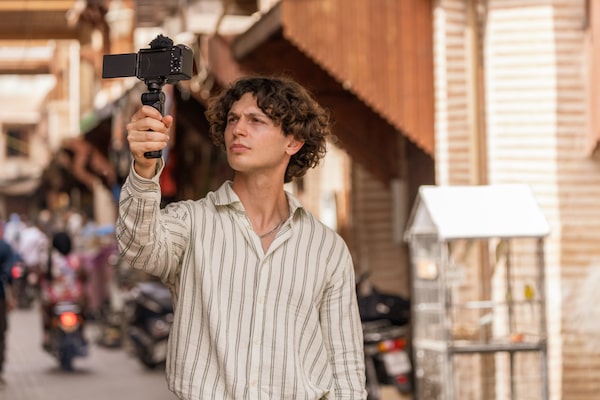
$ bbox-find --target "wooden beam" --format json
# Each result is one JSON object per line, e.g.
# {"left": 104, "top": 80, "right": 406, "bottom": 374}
{"left": 232, "top": 3, "right": 282, "bottom": 60}
{"left": 0, "top": 64, "right": 51, "bottom": 75}
{"left": 0, "top": 39, "right": 53, "bottom": 47}
{"left": 0, "top": 11, "right": 79, "bottom": 40}
{"left": 0, "top": 1, "right": 75, "bottom": 11}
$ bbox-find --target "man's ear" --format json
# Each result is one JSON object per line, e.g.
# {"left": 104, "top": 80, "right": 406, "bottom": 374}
{"left": 286, "top": 137, "right": 304, "bottom": 156}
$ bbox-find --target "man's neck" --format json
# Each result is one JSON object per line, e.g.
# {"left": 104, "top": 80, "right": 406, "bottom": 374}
{"left": 232, "top": 175, "right": 289, "bottom": 231}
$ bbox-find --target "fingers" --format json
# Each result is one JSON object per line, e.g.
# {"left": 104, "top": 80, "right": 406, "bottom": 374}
{"left": 127, "top": 105, "right": 171, "bottom": 134}
{"left": 126, "top": 106, "right": 174, "bottom": 169}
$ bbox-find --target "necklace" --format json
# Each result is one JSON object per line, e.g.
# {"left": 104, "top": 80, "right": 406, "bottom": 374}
{"left": 258, "top": 218, "right": 286, "bottom": 239}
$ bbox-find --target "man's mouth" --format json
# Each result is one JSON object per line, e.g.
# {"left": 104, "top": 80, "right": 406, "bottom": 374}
{"left": 230, "top": 143, "right": 249, "bottom": 152}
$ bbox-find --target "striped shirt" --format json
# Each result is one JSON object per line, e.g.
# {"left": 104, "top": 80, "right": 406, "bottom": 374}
{"left": 116, "top": 166, "right": 367, "bottom": 399}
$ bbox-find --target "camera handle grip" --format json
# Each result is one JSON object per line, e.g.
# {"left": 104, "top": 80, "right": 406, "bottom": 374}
{"left": 141, "top": 90, "right": 166, "bottom": 159}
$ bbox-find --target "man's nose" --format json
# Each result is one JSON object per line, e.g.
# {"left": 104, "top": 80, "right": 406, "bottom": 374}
{"left": 232, "top": 118, "right": 247, "bottom": 135}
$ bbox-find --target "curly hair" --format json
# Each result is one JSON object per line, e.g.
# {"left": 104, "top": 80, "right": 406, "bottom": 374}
{"left": 205, "top": 76, "right": 331, "bottom": 183}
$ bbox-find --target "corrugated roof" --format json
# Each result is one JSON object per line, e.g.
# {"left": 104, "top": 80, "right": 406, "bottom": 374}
{"left": 280, "top": 0, "right": 435, "bottom": 156}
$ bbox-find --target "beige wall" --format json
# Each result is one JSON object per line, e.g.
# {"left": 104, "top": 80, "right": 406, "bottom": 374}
{"left": 434, "top": 0, "right": 600, "bottom": 398}
{"left": 298, "top": 139, "right": 410, "bottom": 297}
{"left": 350, "top": 162, "right": 410, "bottom": 297}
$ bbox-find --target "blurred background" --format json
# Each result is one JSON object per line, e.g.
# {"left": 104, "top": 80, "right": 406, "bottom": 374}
{"left": 1, "top": 1, "right": 600, "bottom": 399}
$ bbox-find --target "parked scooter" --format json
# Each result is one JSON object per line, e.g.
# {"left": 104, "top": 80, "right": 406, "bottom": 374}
{"left": 357, "top": 274, "right": 412, "bottom": 399}
{"left": 44, "top": 300, "right": 88, "bottom": 371}
{"left": 124, "top": 280, "right": 173, "bottom": 369}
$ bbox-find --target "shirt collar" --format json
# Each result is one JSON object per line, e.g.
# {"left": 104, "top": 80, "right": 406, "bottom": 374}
{"left": 213, "top": 181, "right": 305, "bottom": 218}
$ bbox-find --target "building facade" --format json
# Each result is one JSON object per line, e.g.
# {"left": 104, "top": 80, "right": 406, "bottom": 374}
{"left": 434, "top": 0, "right": 600, "bottom": 398}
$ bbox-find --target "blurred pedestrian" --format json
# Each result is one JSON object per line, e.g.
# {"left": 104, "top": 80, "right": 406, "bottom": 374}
{"left": 0, "top": 238, "right": 17, "bottom": 384}
{"left": 117, "top": 76, "right": 366, "bottom": 399}
{"left": 17, "top": 219, "right": 49, "bottom": 304}
{"left": 2, "top": 213, "right": 24, "bottom": 250}
{"left": 18, "top": 219, "right": 49, "bottom": 272}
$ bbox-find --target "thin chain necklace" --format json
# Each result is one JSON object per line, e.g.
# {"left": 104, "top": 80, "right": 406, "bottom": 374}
{"left": 258, "top": 218, "right": 286, "bottom": 239}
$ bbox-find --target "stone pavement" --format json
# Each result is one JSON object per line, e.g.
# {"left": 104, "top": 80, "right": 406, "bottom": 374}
{"left": 1, "top": 304, "right": 411, "bottom": 400}
{"left": 1, "top": 304, "right": 177, "bottom": 400}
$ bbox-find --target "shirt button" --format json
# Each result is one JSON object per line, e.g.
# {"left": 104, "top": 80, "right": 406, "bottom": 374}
{"left": 250, "top": 380, "right": 257, "bottom": 387}
{"left": 254, "top": 338, "right": 261, "bottom": 346}
{"left": 257, "top": 296, "right": 265, "bottom": 304}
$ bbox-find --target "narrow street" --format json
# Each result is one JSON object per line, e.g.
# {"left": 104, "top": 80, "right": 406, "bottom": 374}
{"left": 2, "top": 303, "right": 411, "bottom": 400}
{"left": 2, "top": 304, "right": 177, "bottom": 400}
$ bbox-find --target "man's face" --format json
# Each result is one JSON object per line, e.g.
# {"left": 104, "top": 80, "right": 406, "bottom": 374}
{"left": 224, "top": 92, "right": 301, "bottom": 177}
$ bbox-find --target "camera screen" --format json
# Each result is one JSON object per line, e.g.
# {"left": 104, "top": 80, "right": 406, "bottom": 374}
{"left": 137, "top": 49, "right": 173, "bottom": 79}
{"left": 102, "top": 53, "right": 137, "bottom": 78}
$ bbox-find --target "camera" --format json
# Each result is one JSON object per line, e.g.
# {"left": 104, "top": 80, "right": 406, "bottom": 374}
{"left": 102, "top": 35, "right": 193, "bottom": 83}
{"left": 102, "top": 35, "right": 194, "bottom": 159}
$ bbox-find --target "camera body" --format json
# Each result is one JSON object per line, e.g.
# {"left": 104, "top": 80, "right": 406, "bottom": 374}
{"left": 102, "top": 40, "right": 193, "bottom": 83}
{"left": 101, "top": 35, "right": 193, "bottom": 159}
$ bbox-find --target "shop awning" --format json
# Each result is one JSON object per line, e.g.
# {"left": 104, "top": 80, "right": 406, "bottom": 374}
{"left": 206, "top": 0, "right": 434, "bottom": 184}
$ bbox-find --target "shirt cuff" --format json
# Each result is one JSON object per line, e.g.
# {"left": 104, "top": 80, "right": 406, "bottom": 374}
{"left": 127, "top": 158, "right": 165, "bottom": 197}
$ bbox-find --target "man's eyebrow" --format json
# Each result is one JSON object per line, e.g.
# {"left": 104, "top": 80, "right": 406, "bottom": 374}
{"left": 246, "top": 111, "right": 267, "bottom": 118}
{"left": 228, "top": 110, "right": 268, "bottom": 119}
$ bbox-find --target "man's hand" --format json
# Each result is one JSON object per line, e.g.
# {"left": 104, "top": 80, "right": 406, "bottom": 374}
{"left": 126, "top": 105, "right": 174, "bottom": 178}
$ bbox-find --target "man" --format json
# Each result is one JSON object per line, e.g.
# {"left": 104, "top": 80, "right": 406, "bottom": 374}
{"left": 18, "top": 220, "right": 48, "bottom": 277}
{"left": 117, "top": 76, "right": 366, "bottom": 399}
{"left": 0, "top": 238, "right": 16, "bottom": 384}
{"left": 15, "top": 220, "right": 48, "bottom": 308}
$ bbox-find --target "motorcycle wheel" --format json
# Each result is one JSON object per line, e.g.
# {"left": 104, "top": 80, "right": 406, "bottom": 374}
{"left": 365, "top": 355, "right": 381, "bottom": 400}
{"left": 60, "top": 352, "right": 75, "bottom": 371}
{"left": 140, "top": 353, "right": 161, "bottom": 369}
{"left": 16, "top": 280, "right": 32, "bottom": 309}
{"left": 135, "top": 345, "right": 161, "bottom": 369}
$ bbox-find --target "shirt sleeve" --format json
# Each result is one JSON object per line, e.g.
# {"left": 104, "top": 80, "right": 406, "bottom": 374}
{"left": 320, "top": 243, "right": 367, "bottom": 399}
{"left": 115, "top": 161, "right": 191, "bottom": 286}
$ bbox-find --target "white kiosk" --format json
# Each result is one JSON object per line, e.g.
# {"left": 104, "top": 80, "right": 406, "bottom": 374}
{"left": 404, "top": 184, "right": 550, "bottom": 400}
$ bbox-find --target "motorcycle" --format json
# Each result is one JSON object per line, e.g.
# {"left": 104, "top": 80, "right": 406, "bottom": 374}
{"left": 357, "top": 275, "right": 412, "bottom": 399}
{"left": 45, "top": 300, "right": 88, "bottom": 371}
{"left": 363, "top": 320, "right": 412, "bottom": 398}
{"left": 10, "top": 260, "right": 38, "bottom": 309}
{"left": 124, "top": 280, "right": 173, "bottom": 369}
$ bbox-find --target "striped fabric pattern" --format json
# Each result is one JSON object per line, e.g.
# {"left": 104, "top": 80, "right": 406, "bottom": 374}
{"left": 116, "top": 167, "right": 366, "bottom": 400}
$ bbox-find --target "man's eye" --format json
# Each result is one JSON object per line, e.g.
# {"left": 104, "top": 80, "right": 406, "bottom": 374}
{"left": 227, "top": 116, "right": 238, "bottom": 123}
